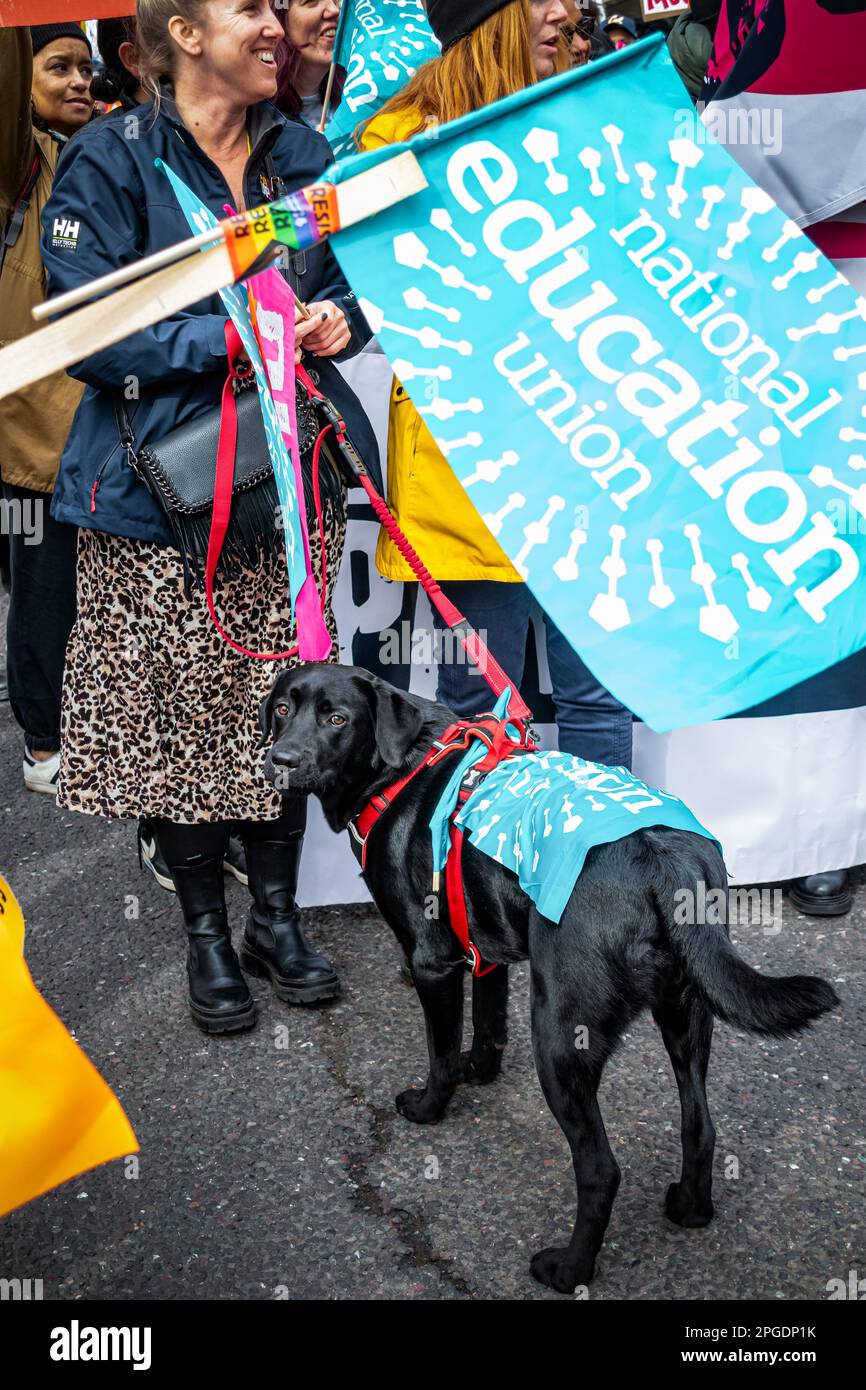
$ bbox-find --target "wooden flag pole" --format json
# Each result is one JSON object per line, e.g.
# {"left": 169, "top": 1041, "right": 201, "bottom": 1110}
{"left": 317, "top": 0, "right": 349, "bottom": 133}
{"left": 317, "top": 61, "right": 338, "bottom": 134}
{"left": 32, "top": 151, "right": 426, "bottom": 323}
{"left": 32, "top": 223, "right": 222, "bottom": 321}
{"left": 0, "top": 242, "right": 244, "bottom": 404}
{"left": 4, "top": 152, "right": 426, "bottom": 403}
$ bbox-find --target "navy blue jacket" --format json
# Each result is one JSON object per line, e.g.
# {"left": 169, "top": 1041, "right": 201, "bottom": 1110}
{"left": 42, "top": 93, "right": 378, "bottom": 542}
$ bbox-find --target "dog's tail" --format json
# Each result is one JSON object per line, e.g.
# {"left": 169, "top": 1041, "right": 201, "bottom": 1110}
{"left": 652, "top": 835, "right": 839, "bottom": 1037}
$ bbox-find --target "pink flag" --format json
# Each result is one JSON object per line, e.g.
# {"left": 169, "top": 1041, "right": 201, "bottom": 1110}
{"left": 248, "top": 269, "right": 332, "bottom": 662}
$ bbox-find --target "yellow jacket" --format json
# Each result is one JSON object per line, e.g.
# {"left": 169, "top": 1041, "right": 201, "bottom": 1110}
{"left": 360, "top": 109, "right": 520, "bottom": 582}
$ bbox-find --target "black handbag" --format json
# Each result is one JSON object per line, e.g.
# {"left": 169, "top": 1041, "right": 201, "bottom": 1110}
{"left": 117, "top": 363, "right": 344, "bottom": 592}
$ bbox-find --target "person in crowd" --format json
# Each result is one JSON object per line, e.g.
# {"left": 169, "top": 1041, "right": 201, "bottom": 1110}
{"left": 359, "top": 0, "right": 635, "bottom": 771}
{"left": 275, "top": 0, "right": 342, "bottom": 129}
{"left": 92, "top": 16, "right": 149, "bottom": 109}
{"left": 0, "top": 25, "right": 94, "bottom": 796}
{"left": 42, "top": 0, "right": 377, "bottom": 1035}
{"left": 666, "top": 2, "right": 720, "bottom": 102}
{"left": 88, "top": 17, "right": 242, "bottom": 891}
{"left": 561, "top": 0, "right": 599, "bottom": 66}
{"left": 601, "top": 13, "right": 639, "bottom": 48}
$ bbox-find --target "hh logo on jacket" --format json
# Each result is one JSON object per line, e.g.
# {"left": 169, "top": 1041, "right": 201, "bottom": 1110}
{"left": 51, "top": 217, "right": 80, "bottom": 251}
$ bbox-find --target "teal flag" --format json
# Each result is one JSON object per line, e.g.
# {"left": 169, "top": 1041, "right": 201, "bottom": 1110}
{"left": 326, "top": 36, "right": 866, "bottom": 731}
{"left": 429, "top": 690, "right": 720, "bottom": 924}
{"left": 325, "top": 0, "right": 440, "bottom": 157}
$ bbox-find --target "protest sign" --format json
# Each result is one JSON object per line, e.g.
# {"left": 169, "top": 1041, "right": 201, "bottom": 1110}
{"left": 328, "top": 36, "right": 866, "bottom": 730}
{"left": 325, "top": 0, "right": 440, "bottom": 157}
{"left": 0, "top": 1, "right": 130, "bottom": 21}
{"left": 642, "top": 0, "right": 690, "bottom": 19}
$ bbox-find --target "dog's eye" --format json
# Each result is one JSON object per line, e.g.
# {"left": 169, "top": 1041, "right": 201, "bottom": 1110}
{"left": 275, "top": 703, "right": 289, "bottom": 718}
{"left": 328, "top": 713, "right": 346, "bottom": 727}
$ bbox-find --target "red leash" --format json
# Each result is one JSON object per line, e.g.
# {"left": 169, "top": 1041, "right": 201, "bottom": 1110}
{"left": 349, "top": 712, "right": 537, "bottom": 975}
{"left": 205, "top": 338, "right": 531, "bottom": 722}
{"left": 294, "top": 362, "right": 531, "bottom": 722}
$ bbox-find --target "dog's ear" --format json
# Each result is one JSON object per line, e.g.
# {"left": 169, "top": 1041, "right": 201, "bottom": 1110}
{"left": 370, "top": 680, "right": 425, "bottom": 769}
{"left": 257, "top": 680, "right": 282, "bottom": 749}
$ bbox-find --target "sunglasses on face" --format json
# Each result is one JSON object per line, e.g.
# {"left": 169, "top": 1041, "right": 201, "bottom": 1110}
{"left": 563, "top": 16, "right": 595, "bottom": 40}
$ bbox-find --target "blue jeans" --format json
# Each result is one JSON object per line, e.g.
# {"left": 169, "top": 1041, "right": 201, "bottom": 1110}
{"left": 430, "top": 580, "right": 633, "bottom": 769}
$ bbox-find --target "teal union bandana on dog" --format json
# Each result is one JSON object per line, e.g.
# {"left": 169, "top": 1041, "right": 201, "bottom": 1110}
{"left": 429, "top": 690, "right": 722, "bottom": 924}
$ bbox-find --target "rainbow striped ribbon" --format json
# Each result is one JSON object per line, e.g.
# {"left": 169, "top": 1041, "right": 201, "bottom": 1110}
{"left": 221, "top": 183, "right": 340, "bottom": 279}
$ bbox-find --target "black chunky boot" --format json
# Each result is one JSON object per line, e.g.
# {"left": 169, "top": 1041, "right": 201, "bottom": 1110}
{"left": 789, "top": 869, "right": 852, "bottom": 917}
{"left": 238, "top": 802, "right": 340, "bottom": 1004}
{"left": 154, "top": 820, "right": 256, "bottom": 1034}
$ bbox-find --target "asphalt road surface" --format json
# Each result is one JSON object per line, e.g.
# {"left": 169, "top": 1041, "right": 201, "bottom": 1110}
{"left": 1, "top": 603, "right": 863, "bottom": 1301}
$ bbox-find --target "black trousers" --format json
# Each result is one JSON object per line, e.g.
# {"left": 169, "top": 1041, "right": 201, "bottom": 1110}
{"left": 0, "top": 479, "right": 77, "bottom": 753}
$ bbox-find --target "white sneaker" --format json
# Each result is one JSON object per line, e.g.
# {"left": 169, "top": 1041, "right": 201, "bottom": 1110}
{"left": 23, "top": 748, "right": 61, "bottom": 796}
{"left": 138, "top": 820, "right": 176, "bottom": 893}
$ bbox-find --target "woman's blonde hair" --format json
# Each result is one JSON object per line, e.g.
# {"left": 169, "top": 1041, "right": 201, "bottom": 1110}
{"left": 361, "top": 0, "right": 569, "bottom": 142}
{"left": 136, "top": 0, "right": 208, "bottom": 100}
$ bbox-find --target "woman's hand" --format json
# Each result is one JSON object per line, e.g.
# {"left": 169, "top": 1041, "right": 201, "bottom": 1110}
{"left": 294, "top": 300, "right": 351, "bottom": 361}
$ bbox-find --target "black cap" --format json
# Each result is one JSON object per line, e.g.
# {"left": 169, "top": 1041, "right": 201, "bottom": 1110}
{"left": 426, "top": 0, "right": 515, "bottom": 51}
{"left": 601, "top": 14, "right": 638, "bottom": 38}
{"left": 30, "top": 23, "right": 93, "bottom": 59}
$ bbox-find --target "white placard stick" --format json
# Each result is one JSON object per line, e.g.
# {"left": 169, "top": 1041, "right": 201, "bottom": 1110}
{"left": 33, "top": 152, "right": 427, "bottom": 322}
{"left": 0, "top": 241, "right": 246, "bottom": 404}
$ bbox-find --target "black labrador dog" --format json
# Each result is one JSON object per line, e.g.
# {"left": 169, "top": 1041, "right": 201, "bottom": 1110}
{"left": 259, "top": 663, "right": 839, "bottom": 1293}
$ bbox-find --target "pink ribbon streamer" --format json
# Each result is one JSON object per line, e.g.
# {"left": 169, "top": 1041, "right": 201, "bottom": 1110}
{"left": 248, "top": 267, "right": 333, "bottom": 662}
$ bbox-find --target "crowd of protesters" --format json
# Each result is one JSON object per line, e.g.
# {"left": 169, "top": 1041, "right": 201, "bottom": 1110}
{"left": 0, "top": 0, "right": 855, "bottom": 1038}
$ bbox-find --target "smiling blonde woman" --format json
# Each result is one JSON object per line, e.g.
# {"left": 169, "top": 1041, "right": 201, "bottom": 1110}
{"left": 41, "top": 0, "right": 378, "bottom": 1035}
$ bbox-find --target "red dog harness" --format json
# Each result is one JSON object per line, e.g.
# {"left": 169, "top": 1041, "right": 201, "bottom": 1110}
{"left": 348, "top": 712, "right": 537, "bottom": 975}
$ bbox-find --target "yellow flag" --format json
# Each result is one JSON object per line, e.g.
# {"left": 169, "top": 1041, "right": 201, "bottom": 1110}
{"left": 0, "top": 874, "right": 137, "bottom": 1216}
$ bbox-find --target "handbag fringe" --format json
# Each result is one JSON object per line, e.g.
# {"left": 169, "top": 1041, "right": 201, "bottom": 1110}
{"left": 171, "top": 441, "right": 345, "bottom": 594}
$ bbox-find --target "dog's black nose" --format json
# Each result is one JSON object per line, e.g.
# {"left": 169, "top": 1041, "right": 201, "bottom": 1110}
{"left": 271, "top": 747, "right": 299, "bottom": 769}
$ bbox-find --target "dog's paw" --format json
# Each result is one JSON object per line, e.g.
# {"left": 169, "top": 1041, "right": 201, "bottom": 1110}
{"left": 665, "top": 1181, "right": 715, "bottom": 1229}
{"left": 459, "top": 1047, "right": 503, "bottom": 1086}
{"left": 395, "top": 1087, "right": 446, "bottom": 1125}
{"left": 529, "top": 1245, "right": 593, "bottom": 1295}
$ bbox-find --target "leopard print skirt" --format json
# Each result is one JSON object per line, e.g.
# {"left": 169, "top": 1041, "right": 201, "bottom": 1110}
{"left": 58, "top": 507, "right": 344, "bottom": 822}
